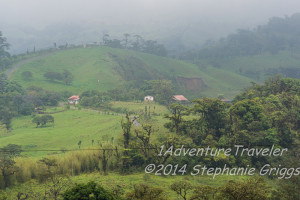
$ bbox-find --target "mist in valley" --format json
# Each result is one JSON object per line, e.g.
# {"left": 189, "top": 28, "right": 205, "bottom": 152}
{"left": 1, "top": 0, "right": 300, "bottom": 54}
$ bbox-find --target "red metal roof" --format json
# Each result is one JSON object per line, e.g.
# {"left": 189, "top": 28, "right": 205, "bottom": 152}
{"left": 221, "top": 99, "right": 231, "bottom": 102}
{"left": 173, "top": 95, "right": 188, "bottom": 101}
{"left": 68, "top": 95, "right": 80, "bottom": 100}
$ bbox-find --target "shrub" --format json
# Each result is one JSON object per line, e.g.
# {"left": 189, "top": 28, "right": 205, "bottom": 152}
{"left": 62, "top": 181, "right": 115, "bottom": 200}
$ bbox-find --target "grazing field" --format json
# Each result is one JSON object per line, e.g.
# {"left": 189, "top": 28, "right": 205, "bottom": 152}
{"left": 110, "top": 100, "right": 169, "bottom": 115}
{"left": 0, "top": 109, "right": 122, "bottom": 157}
{"left": 0, "top": 101, "right": 172, "bottom": 158}
{"left": 9, "top": 46, "right": 255, "bottom": 98}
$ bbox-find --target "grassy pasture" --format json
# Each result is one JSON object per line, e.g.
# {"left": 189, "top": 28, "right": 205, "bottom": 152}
{"left": 0, "top": 109, "right": 122, "bottom": 157}
{"left": 10, "top": 47, "right": 256, "bottom": 98}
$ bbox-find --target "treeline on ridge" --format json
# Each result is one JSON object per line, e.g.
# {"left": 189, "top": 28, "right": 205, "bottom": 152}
{"left": 180, "top": 13, "right": 300, "bottom": 62}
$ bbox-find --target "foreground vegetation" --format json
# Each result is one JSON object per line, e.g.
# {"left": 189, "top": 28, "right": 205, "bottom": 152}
{"left": 0, "top": 75, "right": 299, "bottom": 199}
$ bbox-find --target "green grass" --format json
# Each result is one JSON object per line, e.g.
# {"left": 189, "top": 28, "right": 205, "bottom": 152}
{"left": 110, "top": 101, "right": 169, "bottom": 115}
{"left": 0, "top": 109, "right": 122, "bottom": 157}
{"left": 11, "top": 47, "right": 123, "bottom": 94}
{"left": 10, "top": 46, "right": 256, "bottom": 98}
{"left": 0, "top": 101, "right": 171, "bottom": 158}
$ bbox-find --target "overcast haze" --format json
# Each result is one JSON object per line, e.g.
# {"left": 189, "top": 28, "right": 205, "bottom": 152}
{"left": 1, "top": 0, "right": 300, "bottom": 53}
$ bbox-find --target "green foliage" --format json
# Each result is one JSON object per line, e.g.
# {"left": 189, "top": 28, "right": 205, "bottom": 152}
{"left": 164, "top": 103, "right": 188, "bottom": 134}
{"left": 141, "top": 80, "right": 174, "bottom": 105}
{"left": 0, "top": 190, "right": 7, "bottom": 200}
{"left": 0, "top": 31, "right": 11, "bottom": 72}
{"left": 0, "top": 73, "right": 25, "bottom": 129}
{"left": 32, "top": 115, "right": 54, "bottom": 127}
{"left": 44, "top": 71, "right": 63, "bottom": 81}
{"left": 0, "top": 73, "right": 23, "bottom": 95}
{"left": 219, "top": 177, "right": 270, "bottom": 200}
{"left": 43, "top": 70, "right": 73, "bottom": 85}
{"left": 0, "top": 144, "right": 22, "bottom": 188}
{"left": 80, "top": 90, "right": 111, "bottom": 109}
{"left": 192, "top": 98, "right": 228, "bottom": 137}
{"left": 190, "top": 185, "right": 217, "bottom": 200}
{"left": 126, "top": 183, "right": 166, "bottom": 200}
{"left": 103, "top": 33, "right": 167, "bottom": 56}
{"left": 63, "top": 70, "right": 73, "bottom": 85}
{"left": 163, "top": 76, "right": 299, "bottom": 170}
{"left": 181, "top": 13, "right": 300, "bottom": 60}
{"left": 229, "top": 99, "right": 265, "bottom": 131}
{"left": 170, "top": 180, "right": 193, "bottom": 200}
{"left": 62, "top": 181, "right": 115, "bottom": 200}
{"left": 121, "top": 113, "right": 132, "bottom": 172}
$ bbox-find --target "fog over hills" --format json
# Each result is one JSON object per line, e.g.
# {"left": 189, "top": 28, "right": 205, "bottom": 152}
{"left": 1, "top": 0, "right": 300, "bottom": 54}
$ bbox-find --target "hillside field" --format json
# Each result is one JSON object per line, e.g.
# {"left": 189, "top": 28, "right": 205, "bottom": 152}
{"left": 9, "top": 47, "right": 256, "bottom": 98}
{"left": 0, "top": 101, "right": 170, "bottom": 158}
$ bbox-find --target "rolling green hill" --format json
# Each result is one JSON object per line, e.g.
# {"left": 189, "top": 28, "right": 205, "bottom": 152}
{"left": 9, "top": 46, "right": 255, "bottom": 98}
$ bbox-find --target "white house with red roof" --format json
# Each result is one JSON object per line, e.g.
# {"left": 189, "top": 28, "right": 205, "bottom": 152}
{"left": 68, "top": 95, "right": 80, "bottom": 105}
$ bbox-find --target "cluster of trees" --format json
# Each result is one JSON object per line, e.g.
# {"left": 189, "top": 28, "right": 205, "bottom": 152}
{"left": 80, "top": 80, "right": 174, "bottom": 111}
{"left": 163, "top": 76, "right": 299, "bottom": 169}
{"left": 80, "top": 90, "right": 111, "bottom": 109}
{"left": 0, "top": 75, "right": 71, "bottom": 130}
{"left": 32, "top": 115, "right": 54, "bottom": 127}
{"left": 62, "top": 178, "right": 271, "bottom": 200}
{"left": 43, "top": 70, "right": 73, "bottom": 85}
{"left": 0, "top": 73, "right": 25, "bottom": 129}
{"left": 0, "top": 144, "right": 22, "bottom": 189}
{"left": 0, "top": 31, "right": 12, "bottom": 72}
{"left": 102, "top": 33, "right": 167, "bottom": 56}
{"left": 180, "top": 13, "right": 300, "bottom": 64}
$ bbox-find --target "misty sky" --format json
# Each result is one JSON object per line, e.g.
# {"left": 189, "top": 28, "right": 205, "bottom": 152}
{"left": 1, "top": 0, "right": 300, "bottom": 53}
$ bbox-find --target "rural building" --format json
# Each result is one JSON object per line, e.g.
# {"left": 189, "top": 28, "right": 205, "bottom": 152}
{"left": 220, "top": 99, "right": 232, "bottom": 103}
{"left": 173, "top": 95, "right": 188, "bottom": 104}
{"left": 68, "top": 95, "right": 80, "bottom": 105}
{"left": 144, "top": 95, "right": 154, "bottom": 101}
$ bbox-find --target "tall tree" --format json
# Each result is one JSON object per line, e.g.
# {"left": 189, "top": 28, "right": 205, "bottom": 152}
{"left": 121, "top": 113, "right": 132, "bottom": 172}
{"left": 164, "top": 103, "right": 188, "bottom": 134}
{"left": 0, "top": 144, "right": 22, "bottom": 188}
{"left": 0, "top": 31, "right": 10, "bottom": 59}
{"left": 123, "top": 33, "right": 130, "bottom": 48}
{"left": 192, "top": 98, "right": 228, "bottom": 137}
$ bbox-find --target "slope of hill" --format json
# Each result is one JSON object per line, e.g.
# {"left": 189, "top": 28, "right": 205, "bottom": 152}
{"left": 9, "top": 46, "right": 255, "bottom": 98}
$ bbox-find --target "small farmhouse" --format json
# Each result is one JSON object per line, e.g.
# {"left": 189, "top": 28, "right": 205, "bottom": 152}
{"left": 144, "top": 95, "right": 154, "bottom": 101}
{"left": 173, "top": 95, "right": 188, "bottom": 104}
{"left": 68, "top": 95, "right": 80, "bottom": 105}
{"left": 220, "top": 99, "right": 232, "bottom": 103}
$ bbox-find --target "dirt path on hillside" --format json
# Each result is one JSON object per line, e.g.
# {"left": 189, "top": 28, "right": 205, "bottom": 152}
{"left": 6, "top": 53, "right": 54, "bottom": 78}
